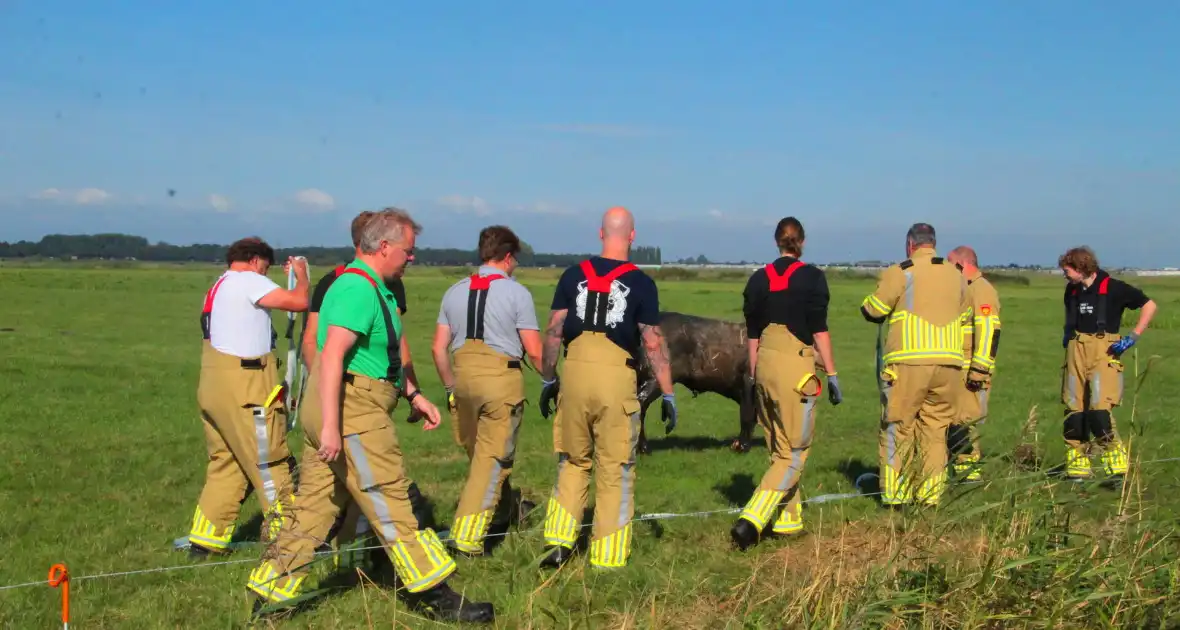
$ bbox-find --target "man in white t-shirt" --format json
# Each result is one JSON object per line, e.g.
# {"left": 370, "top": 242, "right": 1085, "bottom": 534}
{"left": 188, "top": 237, "right": 310, "bottom": 558}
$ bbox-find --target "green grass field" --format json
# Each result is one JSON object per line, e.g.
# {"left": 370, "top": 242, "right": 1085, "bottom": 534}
{"left": 2, "top": 262, "right": 1179, "bottom": 628}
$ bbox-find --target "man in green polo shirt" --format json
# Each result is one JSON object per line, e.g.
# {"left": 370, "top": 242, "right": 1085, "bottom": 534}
{"left": 247, "top": 208, "right": 495, "bottom": 624}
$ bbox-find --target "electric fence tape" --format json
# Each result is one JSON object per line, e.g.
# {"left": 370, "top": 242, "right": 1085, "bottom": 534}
{"left": 5, "top": 456, "right": 1180, "bottom": 595}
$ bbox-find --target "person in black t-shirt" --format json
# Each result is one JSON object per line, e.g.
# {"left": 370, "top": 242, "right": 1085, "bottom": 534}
{"left": 534, "top": 206, "right": 676, "bottom": 570}
{"left": 1057, "top": 246, "right": 1157, "bottom": 482}
{"left": 730, "top": 217, "right": 841, "bottom": 552}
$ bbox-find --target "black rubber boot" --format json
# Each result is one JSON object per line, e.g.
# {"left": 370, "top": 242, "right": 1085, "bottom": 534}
{"left": 730, "top": 518, "right": 760, "bottom": 551}
{"left": 539, "top": 545, "right": 575, "bottom": 568}
{"left": 408, "top": 582, "right": 495, "bottom": 624}
{"left": 407, "top": 481, "right": 435, "bottom": 531}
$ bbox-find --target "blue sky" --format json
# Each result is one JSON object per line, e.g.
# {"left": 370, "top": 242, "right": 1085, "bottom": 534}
{"left": 2, "top": 2, "right": 1179, "bottom": 266}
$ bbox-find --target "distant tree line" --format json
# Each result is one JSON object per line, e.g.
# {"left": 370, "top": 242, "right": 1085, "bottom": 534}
{"left": 0, "top": 233, "right": 663, "bottom": 267}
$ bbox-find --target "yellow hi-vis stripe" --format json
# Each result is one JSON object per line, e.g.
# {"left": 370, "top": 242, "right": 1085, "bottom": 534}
{"left": 883, "top": 311, "right": 966, "bottom": 364}
{"left": 543, "top": 498, "right": 579, "bottom": 548}
{"left": 1102, "top": 443, "right": 1128, "bottom": 475}
{"left": 589, "top": 523, "right": 633, "bottom": 568}
{"left": 739, "top": 489, "right": 786, "bottom": 531}
{"left": 862, "top": 294, "right": 890, "bottom": 317}
{"left": 881, "top": 467, "right": 908, "bottom": 505}
{"left": 189, "top": 505, "right": 234, "bottom": 551}
{"left": 247, "top": 563, "right": 306, "bottom": 603}
{"left": 972, "top": 314, "right": 1000, "bottom": 370}
{"left": 914, "top": 471, "right": 946, "bottom": 506}
{"left": 1067, "top": 447, "right": 1092, "bottom": 477}
{"left": 386, "top": 529, "right": 456, "bottom": 593}
{"left": 771, "top": 503, "right": 803, "bottom": 535}
{"left": 451, "top": 509, "right": 493, "bottom": 553}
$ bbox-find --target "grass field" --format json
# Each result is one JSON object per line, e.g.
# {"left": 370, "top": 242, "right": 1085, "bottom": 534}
{"left": 2, "top": 261, "right": 1179, "bottom": 629}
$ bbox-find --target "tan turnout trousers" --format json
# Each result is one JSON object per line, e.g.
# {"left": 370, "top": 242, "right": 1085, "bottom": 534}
{"left": 542, "top": 333, "right": 642, "bottom": 568}
{"left": 738, "top": 325, "right": 820, "bottom": 535}
{"left": 1061, "top": 333, "right": 1129, "bottom": 478}
{"left": 879, "top": 364, "right": 962, "bottom": 505}
{"left": 190, "top": 344, "right": 293, "bottom": 552}
{"left": 950, "top": 370, "right": 990, "bottom": 478}
{"left": 448, "top": 340, "right": 526, "bottom": 554}
{"left": 247, "top": 365, "right": 456, "bottom": 604}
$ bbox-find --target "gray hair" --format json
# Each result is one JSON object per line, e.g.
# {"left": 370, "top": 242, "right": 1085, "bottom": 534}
{"left": 906, "top": 222, "right": 936, "bottom": 247}
{"left": 358, "top": 207, "right": 422, "bottom": 254}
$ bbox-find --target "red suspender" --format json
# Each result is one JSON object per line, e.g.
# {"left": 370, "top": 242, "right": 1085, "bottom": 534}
{"left": 466, "top": 273, "right": 505, "bottom": 340}
{"left": 200, "top": 275, "right": 229, "bottom": 340}
{"left": 765, "top": 260, "right": 804, "bottom": 292}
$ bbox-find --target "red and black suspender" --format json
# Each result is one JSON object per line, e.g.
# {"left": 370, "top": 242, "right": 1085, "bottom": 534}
{"left": 765, "top": 260, "right": 804, "bottom": 292}
{"left": 579, "top": 259, "right": 637, "bottom": 332}
{"left": 466, "top": 273, "right": 504, "bottom": 340}
{"left": 200, "top": 275, "right": 230, "bottom": 340}
{"left": 1066, "top": 275, "right": 1111, "bottom": 335}
{"left": 338, "top": 268, "right": 401, "bottom": 382}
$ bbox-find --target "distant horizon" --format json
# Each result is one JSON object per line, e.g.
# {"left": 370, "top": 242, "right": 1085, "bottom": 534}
{"left": 2, "top": 230, "right": 1167, "bottom": 271}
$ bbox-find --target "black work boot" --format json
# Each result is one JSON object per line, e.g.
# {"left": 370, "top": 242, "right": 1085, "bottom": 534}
{"left": 730, "top": 518, "right": 760, "bottom": 551}
{"left": 539, "top": 545, "right": 575, "bottom": 568}
{"left": 407, "top": 582, "right": 495, "bottom": 623}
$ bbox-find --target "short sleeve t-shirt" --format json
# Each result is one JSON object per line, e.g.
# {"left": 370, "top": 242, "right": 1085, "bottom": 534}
{"left": 437, "top": 265, "right": 539, "bottom": 358}
{"left": 316, "top": 259, "right": 404, "bottom": 385}
{"left": 550, "top": 256, "right": 659, "bottom": 358}
{"left": 303, "top": 265, "right": 407, "bottom": 335}
{"left": 205, "top": 270, "right": 282, "bottom": 358}
{"left": 1064, "top": 269, "right": 1150, "bottom": 335}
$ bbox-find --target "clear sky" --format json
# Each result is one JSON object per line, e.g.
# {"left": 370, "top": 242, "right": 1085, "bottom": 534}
{"left": 2, "top": 2, "right": 1178, "bottom": 267}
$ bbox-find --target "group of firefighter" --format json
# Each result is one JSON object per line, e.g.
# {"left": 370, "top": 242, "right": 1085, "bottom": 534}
{"left": 188, "top": 206, "right": 1157, "bottom": 623}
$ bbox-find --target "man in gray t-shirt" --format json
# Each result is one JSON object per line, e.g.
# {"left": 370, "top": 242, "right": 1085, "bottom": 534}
{"left": 432, "top": 225, "right": 542, "bottom": 556}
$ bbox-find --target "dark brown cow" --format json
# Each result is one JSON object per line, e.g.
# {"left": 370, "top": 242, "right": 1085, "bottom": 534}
{"left": 635, "top": 311, "right": 758, "bottom": 454}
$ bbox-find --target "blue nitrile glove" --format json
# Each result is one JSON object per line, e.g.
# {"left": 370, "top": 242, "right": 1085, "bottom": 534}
{"left": 1108, "top": 332, "right": 1138, "bottom": 357}
{"left": 826, "top": 374, "right": 843, "bottom": 405}
{"left": 539, "top": 378, "right": 560, "bottom": 418}
{"left": 661, "top": 393, "right": 678, "bottom": 434}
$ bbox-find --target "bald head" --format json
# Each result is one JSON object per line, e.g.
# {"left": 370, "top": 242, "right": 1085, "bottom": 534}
{"left": 601, "top": 206, "right": 634, "bottom": 237}
{"left": 948, "top": 245, "right": 978, "bottom": 268}
{"left": 598, "top": 206, "right": 635, "bottom": 259}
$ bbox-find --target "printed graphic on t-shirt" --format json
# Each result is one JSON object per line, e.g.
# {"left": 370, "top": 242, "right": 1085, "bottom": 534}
{"left": 574, "top": 277, "right": 631, "bottom": 328}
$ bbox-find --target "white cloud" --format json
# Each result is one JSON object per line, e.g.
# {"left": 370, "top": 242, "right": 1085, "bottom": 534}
{"left": 292, "top": 188, "right": 335, "bottom": 210}
{"left": 30, "top": 187, "right": 113, "bottom": 205}
{"left": 707, "top": 209, "right": 724, "bottom": 219}
{"left": 209, "top": 194, "right": 232, "bottom": 213}
{"left": 436, "top": 194, "right": 491, "bottom": 216}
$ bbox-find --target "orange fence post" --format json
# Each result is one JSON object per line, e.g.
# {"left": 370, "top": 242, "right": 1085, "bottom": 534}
{"left": 48, "top": 563, "right": 69, "bottom": 629}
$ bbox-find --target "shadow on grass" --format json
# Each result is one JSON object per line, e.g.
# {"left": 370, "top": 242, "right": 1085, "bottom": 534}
{"left": 837, "top": 458, "right": 881, "bottom": 505}
{"left": 713, "top": 473, "right": 757, "bottom": 506}
{"left": 643, "top": 434, "right": 765, "bottom": 455}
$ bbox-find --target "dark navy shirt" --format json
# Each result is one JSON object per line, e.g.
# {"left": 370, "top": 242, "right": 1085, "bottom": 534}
{"left": 550, "top": 256, "right": 659, "bottom": 358}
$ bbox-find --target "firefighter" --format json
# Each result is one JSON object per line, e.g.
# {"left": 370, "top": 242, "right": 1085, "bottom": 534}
{"left": 432, "top": 225, "right": 543, "bottom": 556}
{"left": 860, "top": 223, "right": 970, "bottom": 507}
{"left": 536, "top": 206, "right": 676, "bottom": 569}
{"left": 730, "top": 217, "right": 842, "bottom": 551}
{"left": 299, "top": 211, "right": 430, "bottom": 572}
{"left": 188, "top": 237, "right": 309, "bottom": 557}
{"left": 247, "top": 209, "right": 494, "bottom": 624}
{"left": 1057, "top": 246, "right": 1157, "bottom": 482}
{"left": 945, "top": 245, "right": 1001, "bottom": 481}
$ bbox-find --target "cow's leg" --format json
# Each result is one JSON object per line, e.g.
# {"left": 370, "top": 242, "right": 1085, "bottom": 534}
{"left": 638, "top": 395, "right": 654, "bottom": 455}
{"left": 731, "top": 376, "right": 756, "bottom": 453}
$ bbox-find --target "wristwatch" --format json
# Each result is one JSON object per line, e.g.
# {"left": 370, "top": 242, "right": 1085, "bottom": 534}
{"left": 404, "top": 390, "right": 421, "bottom": 404}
